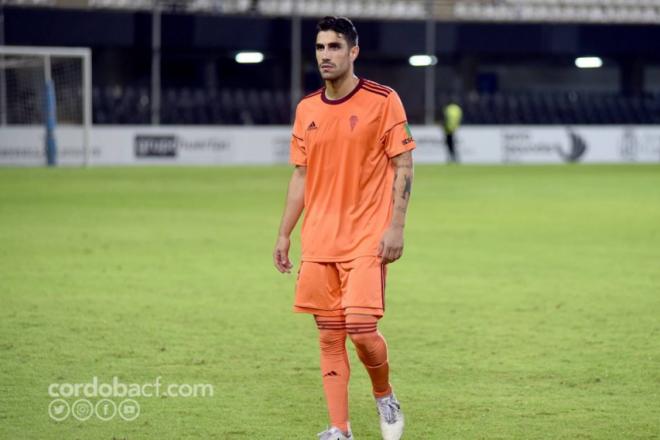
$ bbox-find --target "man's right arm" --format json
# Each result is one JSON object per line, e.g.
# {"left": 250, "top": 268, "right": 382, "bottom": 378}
{"left": 273, "top": 165, "right": 307, "bottom": 273}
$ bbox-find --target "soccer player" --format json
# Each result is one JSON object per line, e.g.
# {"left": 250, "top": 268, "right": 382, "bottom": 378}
{"left": 273, "top": 16, "right": 415, "bottom": 440}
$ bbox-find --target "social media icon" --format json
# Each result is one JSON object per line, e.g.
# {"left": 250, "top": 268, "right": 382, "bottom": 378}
{"left": 48, "top": 399, "right": 70, "bottom": 422}
{"left": 72, "top": 399, "right": 94, "bottom": 421}
{"left": 95, "top": 399, "right": 117, "bottom": 421}
{"left": 118, "top": 399, "right": 140, "bottom": 421}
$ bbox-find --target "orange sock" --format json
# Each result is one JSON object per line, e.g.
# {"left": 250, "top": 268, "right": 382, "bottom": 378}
{"left": 346, "top": 314, "right": 392, "bottom": 399}
{"left": 315, "top": 316, "right": 351, "bottom": 434}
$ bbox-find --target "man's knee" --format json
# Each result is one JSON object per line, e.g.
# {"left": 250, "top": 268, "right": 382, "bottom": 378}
{"left": 345, "top": 314, "right": 379, "bottom": 348}
{"left": 346, "top": 315, "right": 388, "bottom": 366}
{"left": 348, "top": 330, "right": 380, "bottom": 351}
{"left": 319, "top": 329, "right": 347, "bottom": 349}
{"left": 315, "top": 315, "right": 347, "bottom": 351}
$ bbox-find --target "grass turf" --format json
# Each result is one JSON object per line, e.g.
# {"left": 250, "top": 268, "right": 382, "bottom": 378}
{"left": 0, "top": 164, "right": 659, "bottom": 439}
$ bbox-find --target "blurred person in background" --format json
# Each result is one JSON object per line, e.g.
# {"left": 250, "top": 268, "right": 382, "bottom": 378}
{"left": 273, "top": 15, "right": 415, "bottom": 440}
{"left": 442, "top": 101, "right": 462, "bottom": 163}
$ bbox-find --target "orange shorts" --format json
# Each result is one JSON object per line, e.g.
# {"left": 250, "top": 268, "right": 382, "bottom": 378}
{"left": 293, "top": 256, "right": 387, "bottom": 318}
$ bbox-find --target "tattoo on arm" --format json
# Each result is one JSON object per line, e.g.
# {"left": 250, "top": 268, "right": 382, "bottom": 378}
{"left": 390, "top": 152, "right": 414, "bottom": 221}
{"left": 402, "top": 175, "right": 412, "bottom": 200}
{"left": 392, "top": 169, "right": 398, "bottom": 203}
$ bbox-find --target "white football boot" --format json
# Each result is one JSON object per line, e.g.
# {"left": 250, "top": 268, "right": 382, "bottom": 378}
{"left": 375, "top": 393, "right": 404, "bottom": 440}
{"left": 316, "top": 426, "right": 354, "bottom": 440}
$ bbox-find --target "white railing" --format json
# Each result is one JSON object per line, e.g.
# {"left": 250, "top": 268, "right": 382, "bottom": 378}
{"left": 4, "top": 1, "right": 660, "bottom": 24}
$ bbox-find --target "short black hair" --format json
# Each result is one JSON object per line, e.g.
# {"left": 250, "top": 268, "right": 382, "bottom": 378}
{"left": 316, "top": 16, "right": 359, "bottom": 47}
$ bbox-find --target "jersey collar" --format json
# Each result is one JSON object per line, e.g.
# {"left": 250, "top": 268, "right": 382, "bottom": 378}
{"left": 321, "top": 77, "right": 364, "bottom": 105}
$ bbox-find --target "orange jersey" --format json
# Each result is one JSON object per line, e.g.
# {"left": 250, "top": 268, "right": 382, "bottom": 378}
{"left": 290, "top": 78, "right": 416, "bottom": 262}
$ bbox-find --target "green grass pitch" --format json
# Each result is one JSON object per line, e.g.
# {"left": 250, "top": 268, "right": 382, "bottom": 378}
{"left": 1, "top": 164, "right": 659, "bottom": 439}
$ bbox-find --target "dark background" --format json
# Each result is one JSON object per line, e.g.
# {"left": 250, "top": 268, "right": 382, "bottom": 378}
{"left": 4, "top": 6, "right": 660, "bottom": 123}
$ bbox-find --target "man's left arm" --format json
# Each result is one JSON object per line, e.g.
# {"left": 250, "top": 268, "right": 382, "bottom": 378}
{"left": 379, "top": 150, "right": 413, "bottom": 264}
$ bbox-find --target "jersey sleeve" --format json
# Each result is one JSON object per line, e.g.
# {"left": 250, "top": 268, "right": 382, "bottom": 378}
{"left": 378, "top": 91, "right": 416, "bottom": 158}
{"left": 290, "top": 106, "right": 307, "bottom": 166}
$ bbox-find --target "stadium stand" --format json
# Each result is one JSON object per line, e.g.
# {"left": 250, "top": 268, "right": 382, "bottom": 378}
{"left": 92, "top": 85, "right": 294, "bottom": 125}
{"left": 91, "top": 85, "right": 660, "bottom": 125}
{"left": 438, "top": 91, "right": 660, "bottom": 125}
{"left": 5, "top": 2, "right": 660, "bottom": 126}
{"left": 6, "top": 0, "right": 660, "bottom": 23}
{"left": 453, "top": 0, "right": 660, "bottom": 23}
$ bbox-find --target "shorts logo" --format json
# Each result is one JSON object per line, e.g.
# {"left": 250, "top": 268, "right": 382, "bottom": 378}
{"left": 349, "top": 115, "right": 358, "bottom": 131}
{"left": 307, "top": 121, "right": 318, "bottom": 130}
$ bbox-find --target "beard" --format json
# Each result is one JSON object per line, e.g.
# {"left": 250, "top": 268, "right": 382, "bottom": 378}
{"left": 318, "top": 64, "right": 347, "bottom": 81}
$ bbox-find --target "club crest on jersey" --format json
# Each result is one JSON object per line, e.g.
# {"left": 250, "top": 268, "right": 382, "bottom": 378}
{"left": 307, "top": 121, "right": 318, "bottom": 130}
{"left": 349, "top": 115, "right": 359, "bottom": 131}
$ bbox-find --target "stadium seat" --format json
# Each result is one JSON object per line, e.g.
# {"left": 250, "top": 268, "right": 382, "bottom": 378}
{"left": 90, "top": 85, "right": 659, "bottom": 126}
